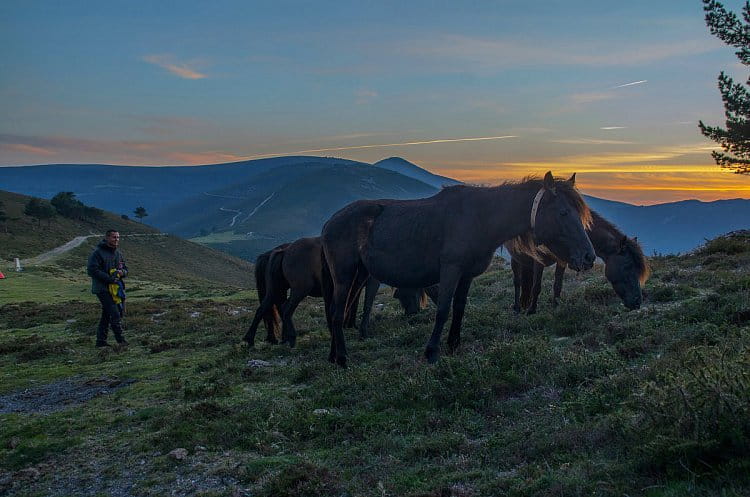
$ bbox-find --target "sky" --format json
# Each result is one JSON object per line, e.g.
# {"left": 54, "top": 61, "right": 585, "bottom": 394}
{"left": 2, "top": 0, "right": 750, "bottom": 205}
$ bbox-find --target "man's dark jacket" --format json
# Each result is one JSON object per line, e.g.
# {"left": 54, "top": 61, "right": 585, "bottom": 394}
{"left": 87, "top": 240, "right": 128, "bottom": 294}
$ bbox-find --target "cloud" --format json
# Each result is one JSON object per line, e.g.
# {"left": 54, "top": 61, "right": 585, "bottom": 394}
{"left": 355, "top": 89, "right": 378, "bottom": 104}
{"left": 600, "top": 126, "right": 627, "bottom": 130}
{"left": 142, "top": 54, "right": 207, "bottom": 79}
{"left": 406, "top": 36, "right": 722, "bottom": 69}
{"left": 551, "top": 138, "right": 635, "bottom": 145}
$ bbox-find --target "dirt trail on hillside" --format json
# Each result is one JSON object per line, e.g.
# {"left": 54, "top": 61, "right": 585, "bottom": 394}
{"left": 22, "top": 233, "right": 168, "bottom": 266}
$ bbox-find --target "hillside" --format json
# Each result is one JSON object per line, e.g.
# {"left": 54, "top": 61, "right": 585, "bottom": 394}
{"left": 1, "top": 232, "right": 748, "bottom": 496}
{"left": 161, "top": 162, "right": 438, "bottom": 260}
{"left": 0, "top": 190, "right": 253, "bottom": 293}
{"left": 0, "top": 157, "right": 363, "bottom": 217}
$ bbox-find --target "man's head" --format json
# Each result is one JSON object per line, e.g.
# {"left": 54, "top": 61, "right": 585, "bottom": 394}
{"left": 105, "top": 230, "right": 120, "bottom": 249}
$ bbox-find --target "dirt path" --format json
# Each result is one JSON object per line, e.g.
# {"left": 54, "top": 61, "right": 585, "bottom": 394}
{"left": 21, "top": 235, "right": 101, "bottom": 265}
{"left": 21, "top": 233, "right": 168, "bottom": 266}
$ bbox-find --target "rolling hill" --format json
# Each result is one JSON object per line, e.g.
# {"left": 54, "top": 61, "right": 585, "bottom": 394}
{"left": 0, "top": 190, "right": 253, "bottom": 292}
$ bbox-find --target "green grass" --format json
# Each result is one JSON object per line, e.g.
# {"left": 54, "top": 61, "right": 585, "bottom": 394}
{"left": 1, "top": 233, "right": 749, "bottom": 496}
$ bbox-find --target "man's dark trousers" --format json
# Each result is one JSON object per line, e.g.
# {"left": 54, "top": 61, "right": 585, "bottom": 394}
{"left": 96, "top": 291, "right": 124, "bottom": 345}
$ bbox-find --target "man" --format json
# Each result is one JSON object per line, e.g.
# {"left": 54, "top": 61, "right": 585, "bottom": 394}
{"left": 87, "top": 229, "right": 128, "bottom": 347}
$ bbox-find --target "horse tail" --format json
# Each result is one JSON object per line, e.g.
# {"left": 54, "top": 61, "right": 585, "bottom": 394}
{"left": 262, "top": 248, "right": 286, "bottom": 337}
{"left": 418, "top": 288, "right": 429, "bottom": 310}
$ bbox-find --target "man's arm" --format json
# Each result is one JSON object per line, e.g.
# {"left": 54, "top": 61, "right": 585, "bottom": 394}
{"left": 87, "top": 251, "right": 115, "bottom": 283}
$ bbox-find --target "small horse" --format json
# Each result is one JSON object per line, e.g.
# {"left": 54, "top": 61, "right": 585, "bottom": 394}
{"left": 322, "top": 171, "right": 596, "bottom": 367}
{"left": 507, "top": 209, "right": 650, "bottom": 313}
{"left": 243, "top": 237, "right": 436, "bottom": 347}
{"left": 243, "top": 237, "right": 326, "bottom": 347}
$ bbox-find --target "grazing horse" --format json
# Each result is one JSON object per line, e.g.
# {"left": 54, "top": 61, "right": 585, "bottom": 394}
{"left": 507, "top": 209, "right": 650, "bottom": 314}
{"left": 321, "top": 171, "right": 596, "bottom": 367}
{"left": 243, "top": 237, "right": 437, "bottom": 347}
{"left": 243, "top": 237, "right": 326, "bottom": 347}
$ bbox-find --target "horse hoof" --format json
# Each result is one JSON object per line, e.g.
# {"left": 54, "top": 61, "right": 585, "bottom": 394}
{"left": 526, "top": 309, "right": 537, "bottom": 315}
{"left": 266, "top": 338, "right": 278, "bottom": 345}
{"left": 512, "top": 305, "right": 520, "bottom": 315}
{"left": 447, "top": 342, "right": 460, "bottom": 354}
{"left": 328, "top": 353, "right": 336, "bottom": 364}
{"left": 287, "top": 338, "right": 296, "bottom": 348}
{"left": 336, "top": 356, "right": 347, "bottom": 368}
{"left": 424, "top": 347, "right": 440, "bottom": 364}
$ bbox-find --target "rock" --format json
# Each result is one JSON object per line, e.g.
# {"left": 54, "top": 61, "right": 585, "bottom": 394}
{"left": 66, "top": 319, "right": 77, "bottom": 324}
{"left": 16, "top": 467, "right": 40, "bottom": 480}
{"left": 194, "top": 445, "right": 207, "bottom": 452}
{"left": 189, "top": 311, "right": 201, "bottom": 318}
{"left": 246, "top": 359, "right": 271, "bottom": 368}
{"left": 7, "top": 436, "right": 20, "bottom": 449}
{"left": 313, "top": 408, "right": 331, "bottom": 416}
{"left": 168, "top": 448, "right": 188, "bottom": 460}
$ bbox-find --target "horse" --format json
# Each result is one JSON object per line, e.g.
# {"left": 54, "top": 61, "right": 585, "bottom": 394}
{"left": 243, "top": 237, "right": 326, "bottom": 347}
{"left": 243, "top": 237, "right": 436, "bottom": 347}
{"left": 321, "top": 171, "right": 596, "bottom": 367}
{"left": 507, "top": 209, "right": 650, "bottom": 314}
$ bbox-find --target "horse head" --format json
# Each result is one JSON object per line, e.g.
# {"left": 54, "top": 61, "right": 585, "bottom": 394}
{"left": 532, "top": 172, "right": 595, "bottom": 272}
{"left": 605, "top": 235, "right": 650, "bottom": 310}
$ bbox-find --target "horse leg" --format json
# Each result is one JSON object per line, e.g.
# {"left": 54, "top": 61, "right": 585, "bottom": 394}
{"left": 447, "top": 277, "right": 472, "bottom": 354}
{"left": 344, "top": 284, "right": 362, "bottom": 329}
{"left": 424, "top": 266, "right": 462, "bottom": 364}
{"left": 552, "top": 262, "right": 567, "bottom": 307}
{"left": 327, "top": 264, "right": 361, "bottom": 368}
{"left": 526, "top": 262, "right": 544, "bottom": 315}
{"left": 243, "top": 291, "right": 278, "bottom": 347}
{"left": 511, "top": 257, "right": 522, "bottom": 314}
{"left": 280, "top": 289, "right": 305, "bottom": 348}
{"left": 358, "top": 277, "right": 380, "bottom": 339}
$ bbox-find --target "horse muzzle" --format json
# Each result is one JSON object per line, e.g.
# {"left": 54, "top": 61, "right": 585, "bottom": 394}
{"left": 569, "top": 250, "right": 596, "bottom": 271}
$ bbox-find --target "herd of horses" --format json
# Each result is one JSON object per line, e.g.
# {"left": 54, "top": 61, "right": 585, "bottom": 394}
{"left": 243, "top": 172, "right": 650, "bottom": 367}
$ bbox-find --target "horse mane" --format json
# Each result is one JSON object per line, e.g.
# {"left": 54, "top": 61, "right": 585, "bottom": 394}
{"left": 591, "top": 210, "right": 651, "bottom": 285}
{"left": 503, "top": 175, "right": 593, "bottom": 262}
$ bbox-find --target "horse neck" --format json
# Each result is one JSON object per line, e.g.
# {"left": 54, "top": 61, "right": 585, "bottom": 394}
{"left": 478, "top": 184, "right": 537, "bottom": 247}
{"left": 587, "top": 212, "right": 621, "bottom": 261}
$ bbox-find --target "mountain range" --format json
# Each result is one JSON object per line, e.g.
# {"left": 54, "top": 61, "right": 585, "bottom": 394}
{"left": 2, "top": 156, "right": 748, "bottom": 259}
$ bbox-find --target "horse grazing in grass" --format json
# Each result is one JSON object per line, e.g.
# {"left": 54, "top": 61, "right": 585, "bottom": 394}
{"left": 243, "top": 237, "right": 434, "bottom": 347}
{"left": 322, "top": 171, "right": 596, "bottom": 367}
{"left": 507, "top": 209, "right": 650, "bottom": 314}
{"left": 243, "top": 238, "right": 326, "bottom": 347}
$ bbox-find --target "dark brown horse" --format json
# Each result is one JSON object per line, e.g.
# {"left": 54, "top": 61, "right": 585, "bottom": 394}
{"left": 507, "top": 209, "right": 650, "bottom": 314}
{"left": 243, "top": 237, "right": 326, "bottom": 347}
{"left": 243, "top": 237, "right": 434, "bottom": 347}
{"left": 321, "top": 171, "right": 596, "bottom": 367}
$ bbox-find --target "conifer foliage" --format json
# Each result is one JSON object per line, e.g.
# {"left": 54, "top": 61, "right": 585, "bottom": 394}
{"left": 699, "top": 0, "right": 750, "bottom": 174}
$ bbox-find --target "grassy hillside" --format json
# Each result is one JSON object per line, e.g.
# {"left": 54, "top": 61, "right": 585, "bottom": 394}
{"left": 0, "top": 190, "right": 253, "bottom": 298}
{"left": 154, "top": 162, "right": 438, "bottom": 260}
{"left": 1, "top": 232, "right": 748, "bottom": 496}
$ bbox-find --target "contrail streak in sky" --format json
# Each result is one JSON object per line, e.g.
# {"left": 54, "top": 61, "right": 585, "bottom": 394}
{"left": 612, "top": 80, "right": 647, "bottom": 89}
{"left": 244, "top": 135, "right": 519, "bottom": 159}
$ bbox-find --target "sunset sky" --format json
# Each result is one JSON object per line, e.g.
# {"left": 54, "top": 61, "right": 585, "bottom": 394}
{"left": 2, "top": 0, "right": 750, "bottom": 205}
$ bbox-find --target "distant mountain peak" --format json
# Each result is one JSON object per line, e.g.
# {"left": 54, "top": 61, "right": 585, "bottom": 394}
{"left": 373, "top": 157, "right": 461, "bottom": 189}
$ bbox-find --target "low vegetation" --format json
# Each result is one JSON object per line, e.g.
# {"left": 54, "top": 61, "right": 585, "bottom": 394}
{"left": 1, "top": 228, "right": 748, "bottom": 496}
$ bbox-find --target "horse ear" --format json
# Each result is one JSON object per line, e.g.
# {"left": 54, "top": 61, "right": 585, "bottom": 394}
{"left": 543, "top": 171, "right": 555, "bottom": 191}
{"left": 619, "top": 235, "right": 628, "bottom": 252}
{"left": 568, "top": 172, "right": 576, "bottom": 185}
